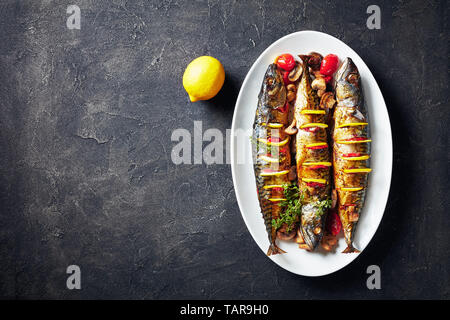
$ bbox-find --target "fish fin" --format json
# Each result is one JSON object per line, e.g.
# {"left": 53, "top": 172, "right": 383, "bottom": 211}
{"left": 342, "top": 245, "right": 360, "bottom": 254}
{"left": 267, "top": 243, "right": 286, "bottom": 256}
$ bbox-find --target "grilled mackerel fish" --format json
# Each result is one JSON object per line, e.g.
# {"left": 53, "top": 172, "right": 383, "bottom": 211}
{"left": 252, "top": 63, "right": 291, "bottom": 256}
{"left": 333, "top": 57, "right": 372, "bottom": 253}
{"left": 294, "top": 58, "right": 332, "bottom": 251}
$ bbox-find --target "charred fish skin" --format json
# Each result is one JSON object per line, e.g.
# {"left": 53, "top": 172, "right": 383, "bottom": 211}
{"left": 333, "top": 58, "right": 371, "bottom": 253}
{"left": 252, "top": 63, "right": 289, "bottom": 256}
{"left": 294, "top": 58, "right": 331, "bottom": 251}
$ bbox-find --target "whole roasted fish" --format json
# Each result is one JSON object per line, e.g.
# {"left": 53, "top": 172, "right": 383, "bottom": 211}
{"left": 294, "top": 57, "right": 332, "bottom": 251}
{"left": 252, "top": 63, "right": 291, "bottom": 256}
{"left": 333, "top": 57, "right": 371, "bottom": 253}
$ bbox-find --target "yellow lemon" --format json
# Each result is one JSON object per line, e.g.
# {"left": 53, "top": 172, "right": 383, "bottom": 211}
{"left": 183, "top": 56, "right": 225, "bottom": 102}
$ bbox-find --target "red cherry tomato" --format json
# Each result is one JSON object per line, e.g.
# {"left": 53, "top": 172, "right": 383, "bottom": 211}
{"left": 324, "top": 75, "right": 332, "bottom": 83}
{"left": 306, "top": 165, "right": 328, "bottom": 170}
{"left": 326, "top": 210, "right": 342, "bottom": 236}
{"left": 276, "top": 54, "right": 296, "bottom": 71}
{"left": 282, "top": 71, "right": 291, "bottom": 85}
{"left": 307, "top": 144, "right": 328, "bottom": 150}
{"left": 305, "top": 182, "right": 326, "bottom": 188}
{"left": 320, "top": 54, "right": 339, "bottom": 76}
{"left": 347, "top": 137, "right": 366, "bottom": 141}
{"left": 343, "top": 152, "right": 362, "bottom": 157}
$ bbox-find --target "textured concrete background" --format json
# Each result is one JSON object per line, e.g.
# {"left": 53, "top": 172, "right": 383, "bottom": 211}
{"left": 0, "top": 0, "right": 448, "bottom": 299}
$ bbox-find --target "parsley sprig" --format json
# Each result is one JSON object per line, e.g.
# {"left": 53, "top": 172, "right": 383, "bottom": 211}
{"left": 271, "top": 185, "right": 332, "bottom": 232}
{"left": 271, "top": 183, "right": 304, "bottom": 232}
{"left": 315, "top": 199, "right": 332, "bottom": 217}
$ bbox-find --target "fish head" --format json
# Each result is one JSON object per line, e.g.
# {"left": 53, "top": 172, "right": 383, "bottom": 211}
{"left": 260, "top": 63, "right": 286, "bottom": 110}
{"left": 334, "top": 57, "right": 361, "bottom": 107}
{"left": 299, "top": 203, "right": 325, "bottom": 251}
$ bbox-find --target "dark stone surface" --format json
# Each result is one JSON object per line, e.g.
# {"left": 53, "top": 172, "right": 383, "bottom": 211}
{"left": 0, "top": 0, "right": 448, "bottom": 299}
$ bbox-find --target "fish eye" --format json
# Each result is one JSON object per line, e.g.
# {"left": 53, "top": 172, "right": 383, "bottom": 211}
{"left": 347, "top": 73, "right": 359, "bottom": 85}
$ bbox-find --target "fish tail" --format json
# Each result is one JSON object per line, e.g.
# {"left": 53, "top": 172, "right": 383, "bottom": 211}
{"left": 267, "top": 243, "right": 286, "bottom": 256}
{"left": 342, "top": 245, "right": 360, "bottom": 254}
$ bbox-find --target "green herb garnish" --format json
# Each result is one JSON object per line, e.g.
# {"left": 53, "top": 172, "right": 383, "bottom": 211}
{"left": 271, "top": 183, "right": 304, "bottom": 232}
{"left": 315, "top": 199, "right": 332, "bottom": 217}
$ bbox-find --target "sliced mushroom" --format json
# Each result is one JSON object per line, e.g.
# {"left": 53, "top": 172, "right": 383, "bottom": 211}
{"left": 288, "top": 62, "right": 303, "bottom": 82}
{"left": 277, "top": 225, "right": 296, "bottom": 241}
{"left": 312, "top": 70, "right": 323, "bottom": 79}
{"left": 326, "top": 236, "right": 337, "bottom": 246}
{"left": 320, "top": 92, "right": 336, "bottom": 110}
{"left": 295, "top": 236, "right": 304, "bottom": 244}
{"left": 295, "top": 228, "right": 305, "bottom": 243}
{"left": 317, "top": 89, "right": 326, "bottom": 97}
{"left": 321, "top": 235, "right": 338, "bottom": 251}
{"left": 311, "top": 77, "right": 326, "bottom": 91}
{"left": 287, "top": 91, "right": 296, "bottom": 102}
{"left": 284, "top": 119, "right": 297, "bottom": 135}
{"left": 286, "top": 84, "right": 296, "bottom": 92}
{"left": 299, "top": 243, "right": 311, "bottom": 251}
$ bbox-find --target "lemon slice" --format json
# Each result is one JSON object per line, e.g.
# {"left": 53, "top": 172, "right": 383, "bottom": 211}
{"left": 300, "top": 123, "right": 328, "bottom": 129}
{"left": 302, "top": 178, "right": 327, "bottom": 184}
{"left": 337, "top": 122, "right": 368, "bottom": 128}
{"left": 303, "top": 162, "right": 332, "bottom": 166}
{"left": 336, "top": 139, "right": 372, "bottom": 144}
{"left": 344, "top": 168, "right": 372, "bottom": 173}
{"left": 342, "top": 155, "right": 370, "bottom": 161}
{"left": 259, "top": 155, "right": 280, "bottom": 163}
{"left": 306, "top": 142, "right": 328, "bottom": 148}
{"left": 301, "top": 110, "right": 326, "bottom": 115}
{"left": 267, "top": 123, "right": 283, "bottom": 128}
{"left": 341, "top": 187, "right": 363, "bottom": 191}
{"left": 263, "top": 185, "right": 284, "bottom": 189}
{"left": 260, "top": 170, "right": 289, "bottom": 177}
{"left": 268, "top": 198, "right": 286, "bottom": 202}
